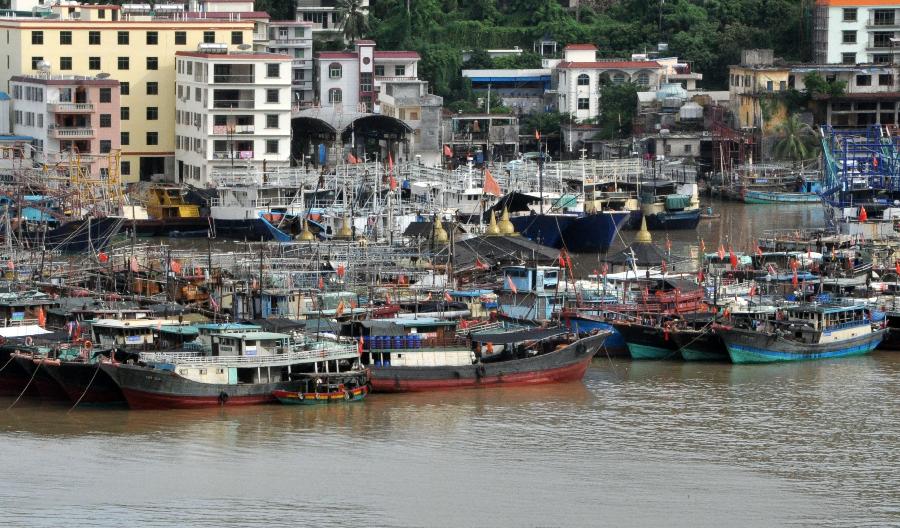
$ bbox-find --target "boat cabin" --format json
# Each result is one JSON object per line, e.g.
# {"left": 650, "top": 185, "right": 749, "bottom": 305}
{"left": 0, "top": 291, "right": 57, "bottom": 327}
{"left": 146, "top": 185, "right": 201, "bottom": 219}
{"left": 90, "top": 318, "right": 182, "bottom": 349}
{"left": 777, "top": 305, "right": 872, "bottom": 344}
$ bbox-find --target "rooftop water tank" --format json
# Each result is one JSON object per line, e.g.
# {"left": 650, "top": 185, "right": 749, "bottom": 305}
{"left": 657, "top": 83, "right": 687, "bottom": 109}
{"left": 679, "top": 101, "right": 703, "bottom": 120}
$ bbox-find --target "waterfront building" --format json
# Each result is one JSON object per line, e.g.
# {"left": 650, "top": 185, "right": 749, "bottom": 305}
{"left": 265, "top": 20, "right": 314, "bottom": 106}
{"left": 0, "top": 5, "right": 256, "bottom": 182}
{"left": 174, "top": 49, "right": 292, "bottom": 186}
{"left": 551, "top": 44, "right": 664, "bottom": 122}
{"left": 813, "top": 0, "right": 900, "bottom": 64}
{"left": 10, "top": 74, "right": 120, "bottom": 179}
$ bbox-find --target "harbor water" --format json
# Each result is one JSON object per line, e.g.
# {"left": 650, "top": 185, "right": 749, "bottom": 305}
{"left": 4, "top": 201, "right": 897, "bottom": 527}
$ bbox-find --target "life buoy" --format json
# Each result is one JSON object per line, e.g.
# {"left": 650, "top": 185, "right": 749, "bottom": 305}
{"left": 24, "top": 336, "right": 33, "bottom": 347}
{"left": 83, "top": 340, "right": 93, "bottom": 350}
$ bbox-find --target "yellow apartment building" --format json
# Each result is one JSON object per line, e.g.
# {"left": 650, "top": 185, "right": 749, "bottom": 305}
{"left": 0, "top": 5, "right": 255, "bottom": 182}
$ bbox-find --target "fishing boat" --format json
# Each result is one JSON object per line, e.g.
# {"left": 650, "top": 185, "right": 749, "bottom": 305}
{"left": 41, "top": 347, "right": 138, "bottom": 405}
{"left": 716, "top": 304, "right": 885, "bottom": 363}
{"left": 100, "top": 332, "right": 363, "bottom": 409}
{"left": 610, "top": 317, "right": 682, "bottom": 360}
{"left": 364, "top": 328, "right": 607, "bottom": 392}
{"left": 669, "top": 314, "right": 727, "bottom": 361}
{"left": 272, "top": 377, "right": 369, "bottom": 405}
{"left": 132, "top": 185, "right": 210, "bottom": 237}
{"left": 742, "top": 189, "right": 820, "bottom": 204}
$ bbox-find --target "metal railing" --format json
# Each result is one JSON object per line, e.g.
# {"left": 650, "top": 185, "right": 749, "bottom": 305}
{"left": 140, "top": 345, "right": 358, "bottom": 366}
{"left": 49, "top": 102, "right": 94, "bottom": 113}
{"left": 213, "top": 74, "right": 256, "bottom": 84}
{"left": 212, "top": 100, "right": 255, "bottom": 109}
{"left": 213, "top": 151, "right": 254, "bottom": 160}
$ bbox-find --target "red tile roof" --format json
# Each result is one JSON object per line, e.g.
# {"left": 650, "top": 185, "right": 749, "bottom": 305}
{"left": 564, "top": 44, "right": 598, "bottom": 51}
{"left": 374, "top": 51, "right": 420, "bottom": 59}
{"left": 557, "top": 61, "right": 661, "bottom": 69}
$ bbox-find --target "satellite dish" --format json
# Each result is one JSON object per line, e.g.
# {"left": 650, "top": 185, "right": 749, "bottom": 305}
{"left": 96, "top": 72, "right": 110, "bottom": 79}
{"left": 37, "top": 60, "right": 51, "bottom": 72}
{"left": 237, "top": 44, "right": 251, "bottom": 50}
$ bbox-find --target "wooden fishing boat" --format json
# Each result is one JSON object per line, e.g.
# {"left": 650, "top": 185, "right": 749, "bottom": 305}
{"left": 365, "top": 329, "right": 607, "bottom": 392}
{"left": 272, "top": 382, "right": 368, "bottom": 405}
{"left": 610, "top": 318, "right": 682, "bottom": 360}
{"left": 717, "top": 305, "right": 885, "bottom": 363}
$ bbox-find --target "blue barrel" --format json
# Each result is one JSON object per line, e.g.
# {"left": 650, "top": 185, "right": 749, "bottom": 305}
{"left": 383, "top": 359, "right": 391, "bottom": 367}
{"left": 411, "top": 334, "right": 422, "bottom": 349}
{"left": 374, "top": 360, "right": 382, "bottom": 367}
{"left": 362, "top": 336, "right": 370, "bottom": 350}
{"left": 393, "top": 336, "right": 405, "bottom": 349}
{"left": 372, "top": 336, "right": 382, "bottom": 350}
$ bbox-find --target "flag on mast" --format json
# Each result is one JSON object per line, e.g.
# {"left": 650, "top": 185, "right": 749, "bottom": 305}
{"left": 483, "top": 168, "right": 501, "bottom": 196}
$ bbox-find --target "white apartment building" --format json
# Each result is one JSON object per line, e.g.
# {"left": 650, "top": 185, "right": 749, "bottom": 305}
{"left": 316, "top": 40, "right": 420, "bottom": 112}
{"left": 554, "top": 44, "right": 664, "bottom": 122}
{"left": 266, "top": 20, "right": 314, "bottom": 106}
{"left": 174, "top": 48, "right": 292, "bottom": 185}
{"left": 296, "top": 0, "right": 369, "bottom": 35}
{"left": 814, "top": 0, "right": 900, "bottom": 64}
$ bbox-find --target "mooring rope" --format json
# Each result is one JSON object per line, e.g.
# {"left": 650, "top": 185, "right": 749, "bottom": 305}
{"left": 7, "top": 357, "right": 42, "bottom": 410}
{"left": 67, "top": 361, "right": 102, "bottom": 414}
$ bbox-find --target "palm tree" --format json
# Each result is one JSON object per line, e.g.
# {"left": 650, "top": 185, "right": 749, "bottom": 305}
{"left": 773, "top": 114, "right": 818, "bottom": 165}
{"left": 335, "top": 0, "right": 369, "bottom": 44}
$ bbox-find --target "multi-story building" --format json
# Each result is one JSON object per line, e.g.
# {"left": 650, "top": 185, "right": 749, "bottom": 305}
{"left": 10, "top": 74, "right": 120, "bottom": 178}
{"left": 553, "top": 44, "right": 664, "bottom": 122}
{"left": 296, "top": 0, "right": 368, "bottom": 37}
{"left": 813, "top": 0, "right": 900, "bottom": 64}
{"left": 266, "top": 20, "right": 314, "bottom": 105}
{"left": 0, "top": 4, "right": 256, "bottom": 181}
{"left": 316, "top": 40, "right": 420, "bottom": 112}
{"left": 174, "top": 49, "right": 292, "bottom": 185}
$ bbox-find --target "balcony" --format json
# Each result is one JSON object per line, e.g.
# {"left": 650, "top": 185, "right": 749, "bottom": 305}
{"left": 213, "top": 151, "right": 254, "bottom": 160}
{"left": 48, "top": 102, "right": 94, "bottom": 113}
{"left": 49, "top": 127, "right": 95, "bottom": 139}
{"left": 292, "top": 58, "right": 312, "bottom": 68}
{"left": 213, "top": 74, "right": 256, "bottom": 84}
{"left": 213, "top": 100, "right": 255, "bottom": 109}
{"left": 211, "top": 124, "right": 255, "bottom": 135}
{"left": 292, "top": 81, "right": 313, "bottom": 91}
{"left": 270, "top": 37, "right": 312, "bottom": 46}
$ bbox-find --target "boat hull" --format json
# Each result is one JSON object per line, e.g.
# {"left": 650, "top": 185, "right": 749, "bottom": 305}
{"left": 23, "top": 217, "right": 123, "bottom": 252}
{"left": 509, "top": 214, "right": 576, "bottom": 248}
{"left": 273, "top": 385, "right": 368, "bottom": 404}
{"left": 12, "top": 356, "right": 69, "bottom": 400}
{"left": 101, "top": 363, "right": 302, "bottom": 409}
{"left": 671, "top": 329, "right": 728, "bottom": 362}
{"left": 719, "top": 327, "right": 885, "bottom": 364}
{"left": 565, "top": 315, "right": 628, "bottom": 356}
{"left": 133, "top": 217, "right": 211, "bottom": 238}
{"left": 742, "top": 190, "right": 820, "bottom": 204}
{"left": 212, "top": 218, "right": 290, "bottom": 242}
{"left": 612, "top": 322, "right": 681, "bottom": 360}
{"left": 369, "top": 333, "right": 606, "bottom": 392}
{"left": 562, "top": 211, "right": 631, "bottom": 253}
{"left": 42, "top": 361, "right": 125, "bottom": 404}
{"left": 643, "top": 209, "right": 701, "bottom": 230}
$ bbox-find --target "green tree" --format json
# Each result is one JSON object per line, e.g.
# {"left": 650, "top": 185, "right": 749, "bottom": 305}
{"left": 597, "top": 83, "right": 638, "bottom": 139}
{"left": 773, "top": 114, "right": 818, "bottom": 164}
{"left": 803, "top": 72, "right": 846, "bottom": 99}
{"left": 336, "top": 0, "right": 370, "bottom": 43}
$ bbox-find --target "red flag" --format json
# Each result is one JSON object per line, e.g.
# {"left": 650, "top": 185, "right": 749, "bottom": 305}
{"left": 792, "top": 270, "right": 799, "bottom": 287}
{"left": 37, "top": 306, "right": 46, "bottom": 327}
{"left": 749, "top": 283, "right": 757, "bottom": 297}
{"left": 661, "top": 260, "right": 668, "bottom": 273}
{"left": 130, "top": 256, "right": 139, "bottom": 273}
{"left": 335, "top": 300, "right": 345, "bottom": 317}
{"left": 767, "top": 263, "right": 776, "bottom": 276}
{"left": 444, "top": 291, "right": 453, "bottom": 302}
{"left": 336, "top": 264, "right": 345, "bottom": 278}
{"left": 895, "top": 261, "right": 900, "bottom": 275}
{"left": 755, "top": 246, "right": 763, "bottom": 257}
{"left": 209, "top": 295, "right": 219, "bottom": 312}
{"left": 729, "top": 248, "right": 738, "bottom": 269}
{"left": 389, "top": 175, "right": 398, "bottom": 191}
{"left": 535, "top": 130, "right": 541, "bottom": 141}
{"left": 385, "top": 292, "right": 392, "bottom": 304}
{"left": 697, "top": 268, "right": 704, "bottom": 282}
{"left": 318, "top": 276, "right": 325, "bottom": 289}
{"left": 443, "top": 145, "right": 453, "bottom": 157}
{"left": 506, "top": 275, "right": 518, "bottom": 294}
{"left": 790, "top": 258, "right": 799, "bottom": 271}
{"left": 347, "top": 153, "right": 358, "bottom": 164}
{"left": 859, "top": 206, "right": 868, "bottom": 223}
{"left": 170, "top": 259, "right": 182, "bottom": 274}
{"left": 873, "top": 155, "right": 879, "bottom": 168}
{"left": 475, "top": 258, "right": 489, "bottom": 270}
{"left": 98, "top": 252, "right": 109, "bottom": 263}
{"left": 601, "top": 263, "right": 608, "bottom": 277}
{"left": 717, "top": 244, "right": 725, "bottom": 261}
{"left": 387, "top": 151, "right": 394, "bottom": 173}
{"left": 699, "top": 239, "right": 706, "bottom": 253}
{"left": 483, "top": 168, "right": 501, "bottom": 196}
{"left": 558, "top": 252, "right": 567, "bottom": 269}
{"left": 357, "top": 337, "right": 364, "bottom": 356}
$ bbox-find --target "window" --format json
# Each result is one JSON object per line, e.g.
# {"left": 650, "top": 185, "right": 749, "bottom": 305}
{"left": 843, "top": 8, "right": 857, "bottom": 21}
{"left": 577, "top": 74, "right": 590, "bottom": 86}
{"left": 231, "top": 31, "right": 243, "bottom": 45}
{"left": 89, "top": 57, "right": 101, "bottom": 70}
{"left": 147, "top": 82, "right": 158, "bottom": 95}
{"left": 395, "top": 65, "right": 405, "bottom": 76}
{"left": 100, "top": 140, "right": 111, "bottom": 154}
{"left": 117, "top": 31, "right": 129, "bottom": 45}
{"left": 203, "top": 31, "right": 215, "bottom": 43}
{"left": 766, "top": 80, "right": 774, "bottom": 91}
{"left": 329, "top": 63, "right": 342, "bottom": 79}
{"left": 779, "top": 80, "right": 787, "bottom": 91}
{"left": 121, "top": 132, "right": 129, "bottom": 145}
{"left": 100, "top": 114, "right": 111, "bottom": 128}
{"left": 121, "top": 107, "right": 130, "bottom": 120}
{"left": 842, "top": 53, "right": 856, "bottom": 65}
{"left": 375, "top": 65, "right": 384, "bottom": 77}
{"left": 60, "top": 31, "right": 72, "bottom": 45}
{"left": 60, "top": 57, "right": 72, "bottom": 70}
{"left": 328, "top": 88, "right": 342, "bottom": 103}
{"left": 857, "top": 74, "right": 872, "bottom": 86}
{"left": 175, "top": 31, "right": 187, "bottom": 45}
{"left": 146, "top": 57, "right": 158, "bottom": 70}
{"left": 146, "top": 31, "right": 158, "bottom": 45}
{"left": 146, "top": 107, "right": 158, "bottom": 120}
{"left": 842, "top": 30, "right": 856, "bottom": 44}
{"left": 30, "top": 56, "right": 42, "bottom": 70}
{"left": 684, "top": 144, "right": 692, "bottom": 154}
{"left": 266, "top": 89, "right": 279, "bottom": 103}
{"left": 874, "top": 54, "right": 892, "bottom": 64}
{"left": 266, "top": 114, "right": 279, "bottom": 128}
{"left": 118, "top": 57, "right": 129, "bottom": 70}
{"left": 873, "top": 9, "right": 895, "bottom": 26}
{"left": 266, "top": 63, "right": 280, "bottom": 78}
{"left": 874, "top": 31, "right": 893, "bottom": 48}
{"left": 31, "top": 31, "right": 42, "bottom": 45}
{"left": 360, "top": 72, "right": 372, "bottom": 92}
{"left": 146, "top": 132, "right": 158, "bottom": 145}
{"left": 880, "top": 74, "right": 894, "bottom": 86}
{"left": 612, "top": 73, "right": 626, "bottom": 84}
{"left": 97, "top": 8, "right": 105, "bottom": 19}
{"left": 265, "top": 140, "right": 278, "bottom": 154}
{"left": 121, "top": 82, "right": 129, "bottom": 95}
{"left": 89, "top": 31, "right": 101, "bottom": 45}
{"left": 636, "top": 73, "right": 650, "bottom": 86}
{"left": 100, "top": 88, "right": 111, "bottom": 103}
{"left": 121, "top": 161, "right": 130, "bottom": 175}
{"left": 577, "top": 97, "right": 589, "bottom": 110}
